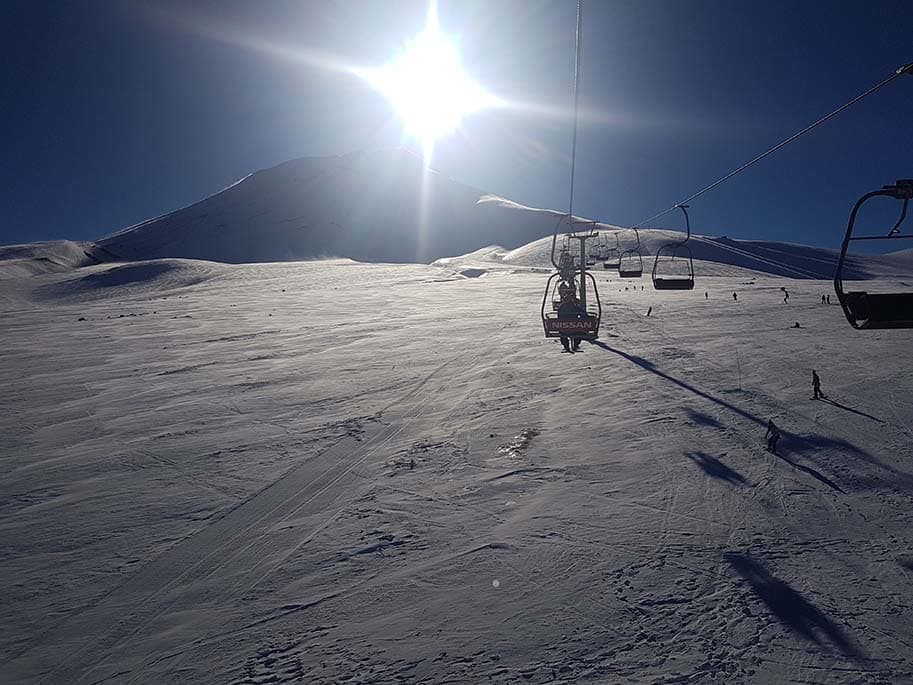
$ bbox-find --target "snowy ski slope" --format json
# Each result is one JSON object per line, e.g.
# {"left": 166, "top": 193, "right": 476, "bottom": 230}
{"left": 2, "top": 248, "right": 913, "bottom": 683}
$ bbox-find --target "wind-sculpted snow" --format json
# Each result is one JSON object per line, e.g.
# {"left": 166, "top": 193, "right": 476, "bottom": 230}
{"left": 3, "top": 256, "right": 913, "bottom": 683}
{"left": 438, "top": 229, "right": 903, "bottom": 280}
{"left": 0, "top": 240, "right": 113, "bottom": 279}
{"left": 35, "top": 259, "right": 227, "bottom": 302}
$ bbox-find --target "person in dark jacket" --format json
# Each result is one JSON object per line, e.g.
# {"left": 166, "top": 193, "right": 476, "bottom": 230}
{"left": 557, "top": 279, "right": 582, "bottom": 352}
{"left": 765, "top": 419, "right": 781, "bottom": 453}
{"left": 812, "top": 370, "right": 824, "bottom": 399}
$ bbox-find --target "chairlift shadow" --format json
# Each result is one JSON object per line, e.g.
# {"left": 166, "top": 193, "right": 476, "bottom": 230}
{"left": 768, "top": 447, "right": 845, "bottom": 493}
{"left": 589, "top": 340, "right": 766, "bottom": 426}
{"left": 818, "top": 397, "right": 886, "bottom": 424}
{"left": 684, "top": 408, "right": 722, "bottom": 428}
{"left": 685, "top": 452, "right": 747, "bottom": 486}
{"left": 588, "top": 341, "right": 856, "bottom": 493}
{"left": 724, "top": 553, "right": 864, "bottom": 660}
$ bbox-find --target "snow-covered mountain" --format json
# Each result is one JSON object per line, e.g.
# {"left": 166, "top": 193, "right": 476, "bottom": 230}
{"left": 96, "top": 149, "right": 569, "bottom": 265}
{"left": 3, "top": 149, "right": 911, "bottom": 283}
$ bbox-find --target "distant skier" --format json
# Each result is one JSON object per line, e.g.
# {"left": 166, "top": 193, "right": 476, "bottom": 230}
{"left": 826, "top": 294, "right": 831, "bottom": 305}
{"left": 783, "top": 289, "right": 790, "bottom": 304}
{"left": 733, "top": 292, "right": 738, "bottom": 301}
{"left": 821, "top": 294, "right": 826, "bottom": 304}
{"left": 792, "top": 321, "right": 801, "bottom": 328}
{"left": 705, "top": 291, "right": 709, "bottom": 300}
{"left": 646, "top": 306, "right": 652, "bottom": 317}
{"left": 765, "top": 419, "right": 781, "bottom": 454}
{"left": 812, "top": 369, "right": 824, "bottom": 400}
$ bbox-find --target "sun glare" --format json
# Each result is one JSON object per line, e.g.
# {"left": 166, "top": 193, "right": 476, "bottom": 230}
{"left": 356, "top": 2, "right": 502, "bottom": 163}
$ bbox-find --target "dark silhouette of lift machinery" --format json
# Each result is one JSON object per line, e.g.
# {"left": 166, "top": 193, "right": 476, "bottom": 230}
{"left": 652, "top": 204, "right": 696, "bottom": 290}
{"left": 834, "top": 179, "right": 913, "bottom": 329}
{"left": 618, "top": 228, "right": 644, "bottom": 278}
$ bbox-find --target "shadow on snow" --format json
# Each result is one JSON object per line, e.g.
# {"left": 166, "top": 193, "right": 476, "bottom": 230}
{"left": 590, "top": 341, "right": 858, "bottom": 494}
{"left": 724, "top": 552, "right": 864, "bottom": 660}
{"left": 684, "top": 452, "right": 748, "bottom": 486}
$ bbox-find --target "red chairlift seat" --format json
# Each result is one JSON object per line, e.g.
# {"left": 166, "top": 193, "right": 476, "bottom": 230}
{"left": 541, "top": 271, "right": 602, "bottom": 339}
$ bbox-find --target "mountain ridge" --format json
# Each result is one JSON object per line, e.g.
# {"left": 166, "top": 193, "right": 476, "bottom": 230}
{"left": 3, "top": 150, "right": 910, "bottom": 280}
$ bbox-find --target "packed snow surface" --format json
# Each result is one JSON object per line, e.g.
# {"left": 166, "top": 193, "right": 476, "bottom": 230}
{"left": 3, "top": 245, "right": 913, "bottom": 684}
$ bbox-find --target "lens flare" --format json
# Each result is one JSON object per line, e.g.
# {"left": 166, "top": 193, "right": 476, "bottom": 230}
{"left": 355, "top": 1, "right": 502, "bottom": 163}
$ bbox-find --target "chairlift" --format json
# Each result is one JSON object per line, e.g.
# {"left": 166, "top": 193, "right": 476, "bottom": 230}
{"left": 542, "top": 271, "right": 602, "bottom": 339}
{"left": 834, "top": 179, "right": 913, "bottom": 329}
{"left": 652, "top": 204, "right": 695, "bottom": 290}
{"left": 593, "top": 230, "right": 609, "bottom": 262}
{"left": 541, "top": 3, "right": 602, "bottom": 344}
{"left": 603, "top": 232, "right": 620, "bottom": 269}
{"left": 618, "top": 228, "right": 644, "bottom": 278}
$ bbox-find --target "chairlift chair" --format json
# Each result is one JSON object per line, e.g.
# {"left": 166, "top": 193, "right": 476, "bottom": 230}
{"left": 603, "top": 232, "right": 621, "bottom": 269}
{"left": 652, "top": 204, "right": 696, "bottom": 290}
{"left": 618, "top": 228, "right": 644, "bottom": 278}
{"left": 594, "top": 231, "right": 608, "bottom": 261}
{"left": 541, "top": 271, "right": 602, "bottom": 339}
{"left": 834, "top": 179, "right": 913, "bottom": 329}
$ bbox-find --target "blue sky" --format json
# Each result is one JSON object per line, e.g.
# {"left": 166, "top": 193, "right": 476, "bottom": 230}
{"left": 2, "top": 0, "right": 911, "bottom": 248}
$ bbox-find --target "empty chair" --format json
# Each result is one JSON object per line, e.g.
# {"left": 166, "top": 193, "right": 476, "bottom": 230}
{"left": 652, "top": 204, "right": 695, "bottom": 290}
{"left": 618, "top": 228, "right": 643, "bottom": 278}
{"left": 603, "top": 232, "right": 620, "bottom": 269}
{"left": 834, "top": 179, "right": 913, "bottom": 329}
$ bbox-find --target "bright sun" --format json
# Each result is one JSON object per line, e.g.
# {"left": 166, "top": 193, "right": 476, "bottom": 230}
{"left": 357, "top": 2, "right": 501, "bottom": 162}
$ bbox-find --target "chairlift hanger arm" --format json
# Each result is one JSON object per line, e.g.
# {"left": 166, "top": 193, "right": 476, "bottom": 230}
{"left": 834, "top": 180, "right": 913, "bottom": 330}
{"left": 840, "top": 184, "right": 911, "bottom": 246}
{"left": 888, "top": 199, "right": 909, "bottom": 236}
{"left": 675, "top": 204, "right": 692, "bottom": 243}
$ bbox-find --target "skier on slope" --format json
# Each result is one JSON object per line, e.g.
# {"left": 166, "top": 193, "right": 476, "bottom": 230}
{"left": 765, "top": 419, "right": 781, "bottom": 454}
{"left": 812, "top": 369, "right": 824, "bottom": 400}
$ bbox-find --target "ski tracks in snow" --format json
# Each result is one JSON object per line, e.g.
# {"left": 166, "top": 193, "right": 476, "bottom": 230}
{"left": 4, "top": 338, "right": 510, "bottom": 684}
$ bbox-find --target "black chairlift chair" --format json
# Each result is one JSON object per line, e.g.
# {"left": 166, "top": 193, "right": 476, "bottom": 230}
{"left": 618, "top": 228, "right": 644, "bottom": 278}
{"left": 603, "top": 232, "right": 620, "bottom": 269}
{"left": 541, "top": 272, "right": 602, "bottom": 339}
{"left": 594, "top": 229, "right": 608, "bottom": 262}
{"left": 582, "top": 222, "right": 598, "bottom": 266}
{"left": 652, "top": 204, "right": 695, "bottom": 290}
{"left": 834, "top": 179, "right": 913, "bottom": 329}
